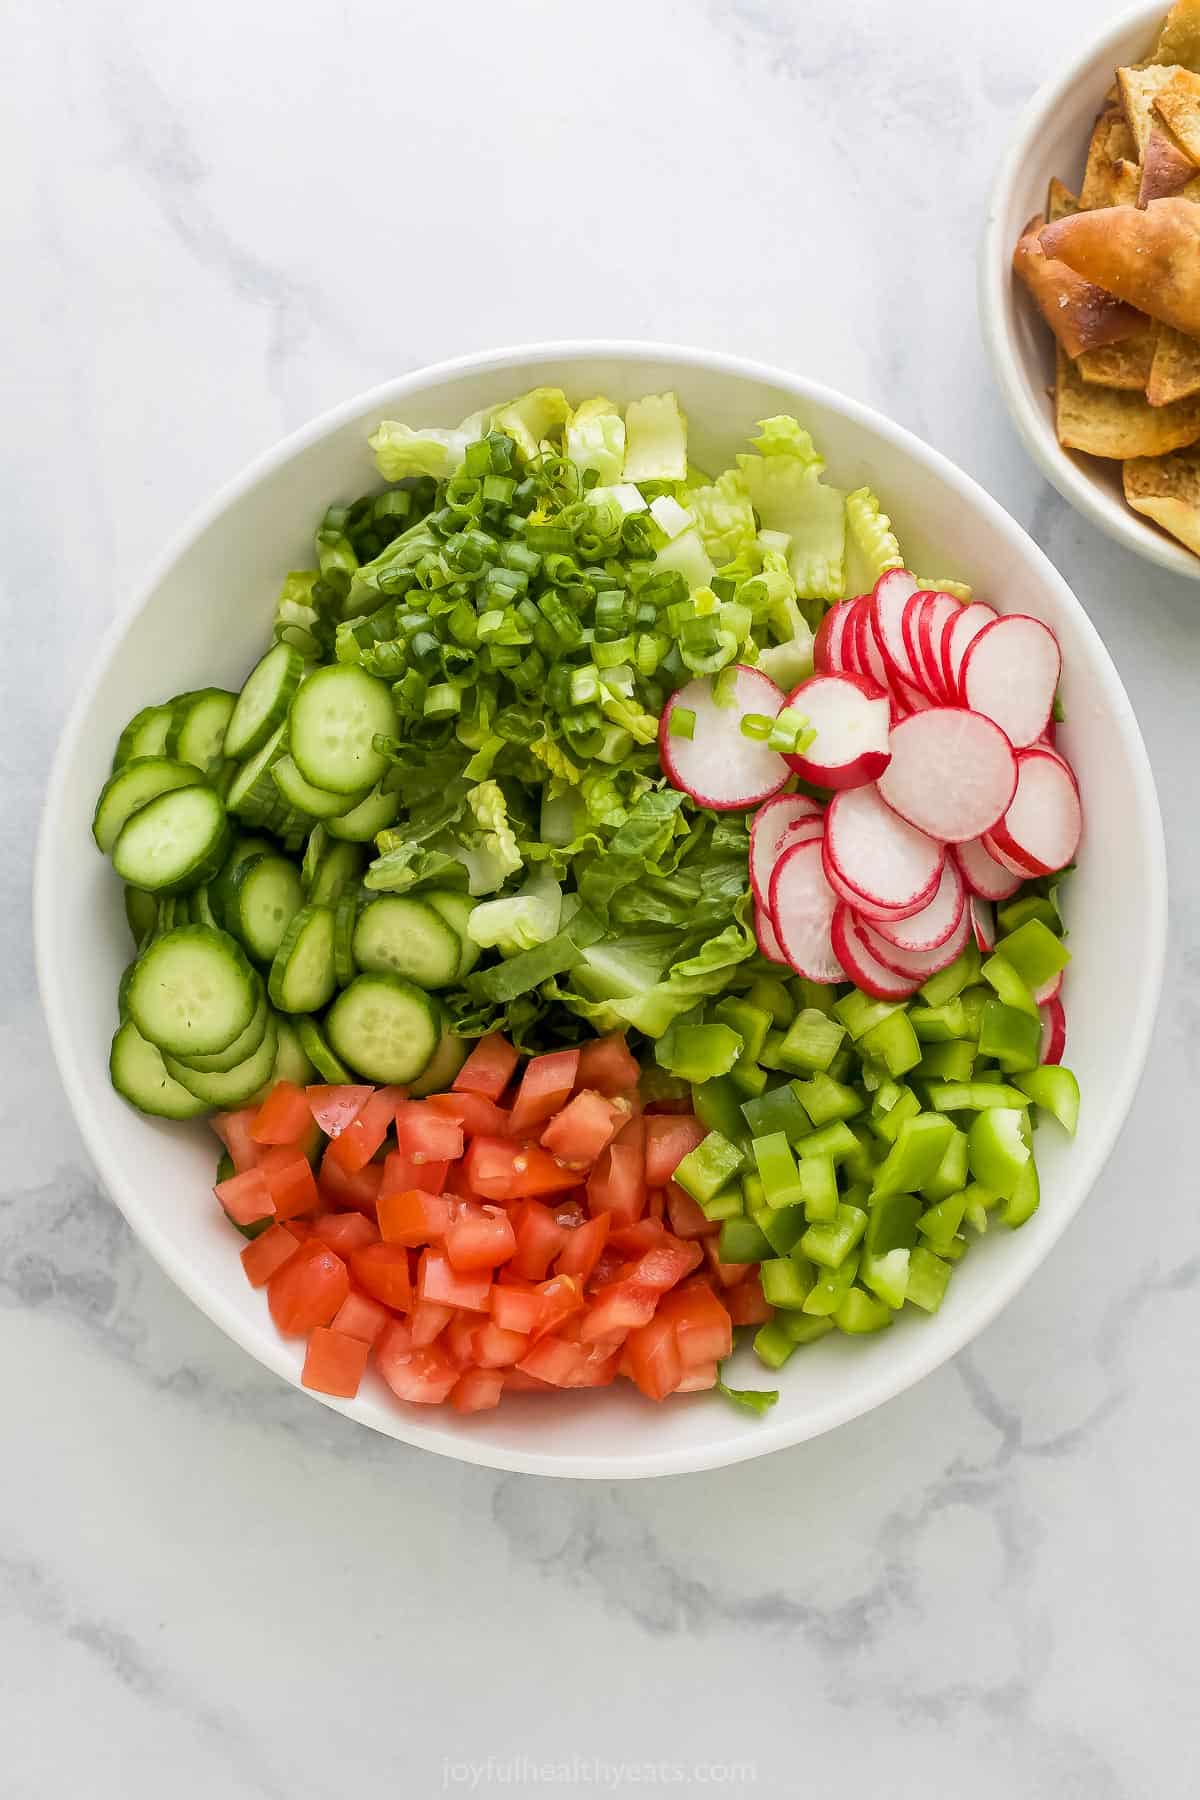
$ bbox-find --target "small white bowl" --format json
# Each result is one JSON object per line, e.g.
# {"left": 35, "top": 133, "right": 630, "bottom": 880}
{"left": 35, "top": 342, "right": 1167, "bottom": 1478}
{"left": 981, "top": 1, "right": 1200, "bottom": 580}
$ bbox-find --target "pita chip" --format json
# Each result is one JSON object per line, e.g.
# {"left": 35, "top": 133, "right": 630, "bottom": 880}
{"left": 1124, "top": 447, "right": 1200, "bottom": 552}
{"left": 1046, "top": 178, "right": 1080, "bottom": 222}
{"left": 1079, "top": 109, "right": 1141, "bottom": 208}
{"left": 1149, "top": 0, "right": 1200, "bottom": 73}
{"left": 1013, "top": 215, "right": 1146, "bottom": 358}
{"left": 1147, "top": 324, "right": 1200, "bottom": 403}
{"left": 1055, "top": 345, "right": 1200, "bottom": 457}
{"left": 1118, "top": 65, "right": 1187, "bottom": 157}
{"left": 1040, "top": 198, "right": 1200, "bottom": 337}
{"left": 1152, "top": 65, "right": 1200, "bottom": 162}
{"left": 1077, "top": 325, "right": 1160, "bottom": 390}
{"left": 1138, "top": 128, "right": 1200, "bottom": 203}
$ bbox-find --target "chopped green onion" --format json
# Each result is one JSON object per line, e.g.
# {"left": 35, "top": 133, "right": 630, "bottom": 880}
{"left": 669, "top": 706, "right": 696, "bottom": 740}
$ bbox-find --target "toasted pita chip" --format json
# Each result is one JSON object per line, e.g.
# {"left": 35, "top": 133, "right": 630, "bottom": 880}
{"left": 1124, "top": 447, "right": 1200, "bottom": 552}
{"left": 1118, "top": 65, "right": 1186, "bottom": 157}
{"left": 1077, "top": 325, "right": 1160, "bottom": 390}
{"left": 1041, "top": 199, "right": 1200, "bottom": 336}
{"left": 1152, "top": 65, "right": 1200, "bottom": 161}
{"left": 1147, "top": 324, "right": 1200, "bottom": 403}
{"left": 1079, "top": 110, "right": 1141, "bottom": 208}
{"left": 1014, "top": 215, "right": 1146, "bottom": 358}
{"left": 1139, "top": 128, "right": 1200, "bottom": 203}
{"left": 1150, "top": 0, "right": 1200, "bottom": 74}
{"left": 1046, "top": 178, "right": 1080, "bottom": 222}
{"left": 1055, "top": 345, "right": 1200, "bottom": 457}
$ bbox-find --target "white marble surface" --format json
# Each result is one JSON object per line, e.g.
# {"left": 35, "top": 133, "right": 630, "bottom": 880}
{"left": 6, "top": 0, "right": 1200, "bottom": 1793}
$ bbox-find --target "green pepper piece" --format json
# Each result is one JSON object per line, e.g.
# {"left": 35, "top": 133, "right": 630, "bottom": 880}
{"left": 795, "top": 1120, "right": 860, "bottom": 1163}
{"left": 796, "top": 1154, "right": 838, "bottom": 1223}
{"left": 700, "top": 1187, "right": 745, "bottom": 1222}
{"left": 753, "top": 1321, "right": 798, "bottom": 1369}
{"left": 834, "top": 1286, "right": 893, "bottom": 1333}
{"left": 869, "top": 1084, "right": 921, "bottom": 1145}
{"left": 801, "top": 1249, "right": 860, "bottom": 1315}
{"left": 730, "top": 1060, "right": 769, "bottom": 1099}
{"left": 981, "top": 953, "right": 1039, "bottom": 1020}
{"left": 779, "top": 1312, "right": 835, "bottom": 1346}
{"left": 759, "top": 1204, "right": 808, "bottom": 1257}
{"left": 715, "top": 997, "right": 771, "bottom": 1063}
{"left": 865, "top": 1191, "right": 922, "bottom": 1255}
{"left": 857, "top": 1009, "right": 922, "bottom": 1076}
{"left": 978, "top": 1001, "right": 1042, "bottom": 1074}
{"left": 752, "top": 1131, "right": 805, "bottom": 1210}
{"left": 859, "top": 1248, "right": 910, "bottom": 1310}
{"left": 760, "top": 1256, "right": 815, "bottom": 1310}
{"left": 967, "top": 1108, "right": 1031, "bottom": 1198}
{"left": 801, "top": 1202, "right": 867, "bottom": 1270}
{"left": 921, "top": 1125, "right": 968, "bottom": 1200}
{"left": 916, "top": 1040, "right": 976, "bottom": 1083}
{"left": 997, "top": 894, "right": 1061, "bottom": 938}
{"left": 740, "top": 1081, "right": 811, "bottom": 1143}
{"left": 938, "top": 1236, "right": 968, "bottom": 1262}
{"left": 674, "top": 1130, "right": 744, "bottom": 1204}
{"left": 906, "top": 1245, "right": 952, "bottom": 1312}
{"left": 918, "top": 943, "right": 981, "bottom": 1007}
{"left": 745, "top": 976, "right": 794, "bottom": 1025}
{"left": 692, "top": 1075, "right": 748, "bottom": 1142}
{"left": 871, "top": 1113, "right": 955, "bottom": 1199}
{"left": 758, "top": 1029, "right": 790, "bottom": 1071}
{"left": 794, "top": 976, "right": 837, "bottom": 1017}
{"left": 660, "top": 1023, "right": 743, "bottom": 1082}
{"left": 960, "top": 1181, "right": 999, "bottom": 1233}
{"left": 840, "top": 1128, "right": 878, "bottom": 1185}
{"left": 957, "top": 985, "right": 991, "bottom": 1037}
{"left": 917, "top": 1191, "right": 967, "bottom": 1248}
{"left": 775, "top": 1007, "right": 847, "bottom": 1074}
{"left": 834, "top": 990, "right": 902, "bottom": 1039}
{"left": 1014, "top": 1065, "right": 1080, "bottom": 1135}
{"left": 926, "top": 1080, "right": 1031, "bottom": 1112}
{"left": 995, "top": 918, "right": 1070, "bottom": 992}
{"left": 909, "top": 998, "right": 969, "bottom": 1043}
{"left": 718, "top": 1215, "right": 773, "bottom": 1263}
{"left": 792, "top": 1071, "right": 864, "bottom": 1126}
{"left": 1001, "top": 1153, "right": 1040, "bottom": 1227}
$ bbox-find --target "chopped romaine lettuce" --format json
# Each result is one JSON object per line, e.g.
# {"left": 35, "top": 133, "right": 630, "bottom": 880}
{"left": 566, "top": 397, "right": 626, "bottom": 484}
{"left": 843, "top": 486, "right": 904, "bottom": 596}
{"left": 623, "top": 392, "right": 688, "bottom": 483}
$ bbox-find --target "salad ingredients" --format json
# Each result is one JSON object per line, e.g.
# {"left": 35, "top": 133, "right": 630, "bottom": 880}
{"left": 781, "top": 673, "right": 891, "bottom": 790}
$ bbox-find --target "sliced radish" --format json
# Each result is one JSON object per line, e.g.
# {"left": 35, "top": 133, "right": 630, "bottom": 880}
{"left": 944, "top": 601, "right": 997, "bottom": 697}
{"left": 870, "top": 856, "right": 965, "bottom": 952}
{"left": 852, "top": 596, "right": 892, "bottom": 691}
{"left": 870, "top": 569, "right": 920, "bottom": 686}
{"left": 749, "top": 794, "right": 823, "bottom": 911}
{"left": 892, "top": 676, "right": 936, "bottom": 716}
{"left": 769, "top": 839, "right": 844, "bottom": 984}
{"left": 824, "top": 783, "right": 944, "bottom": 918}
{"left": 955, "top": 836, "right": 1022, "bottom": 902}
{"left": 814, "top": 601, "right": 855, "bottom": 675}
{"left": 1039, "top": 997, "right": 1067, "bottom": 1065}
{"left": 987, "top": 746, "right": 1082, "bottom": 876}
{"left": 659, "top": 667, "right": 788, "bottom": 811}
{"left": 782, "top": 673, "right": 892, "bottom": 791}
{"left": 916, "top": 594, "right": 962, "bottom": 703}
{"left": 960, "top": 615, "right": 1061, "bottom": 749}
{"left": 876, "top": 708, "right": 1017, "bottom": 844}
{"left": 755, "top": 903, "right": 790, "bottom": 967}
{"left": 831, "top": 906, "right": 922, "bottom": 1000}
{"left": 1034, "top": 968, "right": 1063, "bottom": 1005}
{"left": 982, "top": 829, "right": 1041, "bottom": 879}
{"left": 859, "top": 901, "right": 970, "bottom": 980}
{"left": 970, "top": 896, "right": 996, "bottom": 952}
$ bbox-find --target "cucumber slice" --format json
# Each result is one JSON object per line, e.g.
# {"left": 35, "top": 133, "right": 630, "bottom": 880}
{"left": 118, "top": 960, "right": 136, "bottom": 1021}
{"left": 226, "top": 723, "right": 288, "bottom": 826}
{"left": 165, "top": 689, "right": 237, "bottom": 771}
{"left": 268, "top": 904, "right": 337, "bottom": 1013}
{"left": 124, "top": 885, "right": 159, "bottom": 947}
{"left": 307, "top": 839, "right": 365, "bottom": 906}
{"left": 224, "top": 642, "right": 305, "bottom": 761}
{"left": 127, "top": 926, "right": 258, "bottom": 1056}
{"left": 112, "top": 704, "right": 173, "bottom": 771}
{"left": 112, "top": 784, "right": 230, "bottom": 895}
{"left": 300, "top": 825, "right": 327, "bottom": 892}
{"left": 424, "top": 889, "right": 482, "bottom": 979}
{"left": 92, "top": 757, "right": 205, "bottom": 855}
{"left": 191, "top": 885, "right": 219, "bottom": 929}
{"left": 288, "top": 664, "right": 397, "bottom": 795}
{"left": 325, "top": 784, "right": 401, "bottom": 843}
{"left": 155, "top": 896, "right": 178, "bottom": 936}
{"left": 408, "top": 1026, "right": 469, "bottom": 1096}
{"left": 333, "top": 891, "right": 359, "bottom": 986}
{"left": 271, "top": 1015, "right": 317, "bottom": 1087}
{"left": 325, "top": 973, "right": 439, "bottom": 1084}
{"left": 352, "top": 896, "right": 461, "bottom": 990}
{"left": 272, "top": 753, "right": 367, "bottom": 821}
{"left": 110, "top": 1019, "right": 210, "bottom": 1119}
{"left": 173, "top": 984, "right": 269, "bottom": 1072}
{"left": 295, "top": 1015, "right": 353, "bottom": 1083}
{"left": 213, "top": 835, "right": 276, "bottom": 928}
{"left": 228, "top": 853, "right": 305, "bottom": 964}
{"left": 165, "top": 1015, "right": 279, "bottom": 1108}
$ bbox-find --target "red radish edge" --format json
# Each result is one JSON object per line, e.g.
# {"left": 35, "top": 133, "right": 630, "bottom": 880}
{"left": 876, "top": 708, "right": 1017, "bottom": 844}
{"left": 955, "top": 836, "right": 1022, "bottom": 902}
{"left": 830, "top": 906, "right": 921, "bottom": 1000}
{"left": 1039, "top": 997, "right": 1067, "bottom": 1065}
{"left": 987, "top": 747, "right": 1082, "bottom": 876}
{"left": 969, "top": 896, "right": 996, "bottom": 953}
{"left": 749, "top": 794, "right": 823, "bottom": 911}
{"left": 870, "top": 855, "right": 966, "bottom": 952}
{"left": 960, "top": 614, "right": 1061, "bottom": 749}
{"left": 782, "top": 672, "right": 892, "bottom": 791}
{"left": 860, "top": 902, "right": 970, "bottom": 980}
{"left": 659, "top": 667, "right": 789, "bottom": 812}
{"left": 769, "top": 838, "right": 844, "bottom": 984}
{"left": 870, "top": 569, "right": 920, "bottom": 686}
{"left": 824, "top": 784, "right": 944, "bottom": 917}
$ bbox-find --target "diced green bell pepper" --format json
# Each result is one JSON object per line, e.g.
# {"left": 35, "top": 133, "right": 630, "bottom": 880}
{"left": 758, "top": 1029, "right": 790, "bottom": 1071}
{"left": 779, "top": 1312, "right": 835, "bottom": 1346}
{"left": 826, "top": 1047, "right": 856, "bottom": 1083}
{"left": 916, "top": 1040, "right": 976, "bottom": 1083}
{"left": 834, "top": 991, "right": 902, "bottom": 1040}
{"left": 752, "top": 1131, "right": 805, "bottom": 1210}
{"left": 801, "top": 1249, "right": 860, "bottom": 1315}
{"left": 674, "top": 1130, "right": 744, "bottom": 1203}
{"left": 701, "top": 1187, "right": 745, "bottom": 1222}
{"left": 792, "top": 1071, "right": 864, "bottom": 1126}
{"left": 840, "top": 1127, "right": 878, "bottom": 1185}
{"left": 872, "top": 1113, "right": 955, "bottom": 1199}
{"left": 857, "top": 1009, "right": 922, "bottom": 1076}
{"left": 759, "top": 1204, "right": 808, "bottom": 1256}
{"left": 746, "top": 976, "right": 794, "bottom": 1025}
{"left": 794, "top": 977, "right": 837, "bottom": 1017}
{"left": 860, "top": 1248, "right": 910, "bottom": 1309}
{"left": 869, "top": 1084, "right": 921, "bottom": 1144}
{"left": 760, "top": 1256, "right": 815, "bottom": 1310}
{"left": 1014, "top": 1065, "right": 1080, "bottom": 1135}
{"left": 966, "top": 1108, "right": 1030, "bottom": 1199}
{"left": 957, "top": 985, "right": 991, "bottom": 1037}
{"left": 997, "top": 894, "right": 1061, "bottom": 938}
{"left": 660, "top": 1022, "right": 743, "bottom": 1082}
{"left": 796, "top": 1154, "right": 838, "bottom": 1223}
{"left": 906, "top": 1245, "right": 952, "bottom": 1312}
{"left": 730, "top": 1059, "right": 769, "bottom": 1099}
{"left": 978, "top": 1000, "right": 1042, "bottom": 1073}
{"left": 921, "top": 1125, "right": 968, "bottom": 1200}
{"left": 718, "top": 1215, "right": 773, "bottom": 1264}
{"left": 795, "top": 1120, "right": 860, "bottom": 1163}
{"left": 753, "top": 1321, "right": 797, "bottom": 1369}
{"left": 741, "top": 1171, "right": 765, "bottom": 1211}
{"left": 995, "top": 918, "right": 1070, "bottom": 992}
{"left": 715, "top": 997, "right": 771, "bottom": 1064}
{"left": 981, "top": 953, "right": 1039, "bottom": 1020}
{"left": 740, "top": 1081, "right": 811, "bottom": 1143}
{"left": 801, "top": 1202, "right": 867, "bottom": 1270}
{"left": 1000, "top": 1153, "right": 1040, "bottom": 1227}
{"left": 936, "top": 1235, "right": 968, "bottom": 1262}
{"left": 960, "top": 1181, "right": 999, "bottom": 1233}
{"left": 918, "top": 943, "right": 980, "bottom": 1007}
{"left": 834, "top": 1286, "right": 893, "bottom": 1333}
{"left": 774, "top": 1006, "right": 847, "bottom": 1074}
{"left": 909, "top": 998, "right": 970, "bottom": 1042}
{"left": 865, "top": 1191, "right": 922, "bottom": 1255}
{"left": 926, "top": 1080, "right": 1030, "bottom": 1112}
{"left": 917, "top": 1191, "right": 967, "bottom": 1248}
{"left": 692, "top": 1074, "right": 749, "bottom": 1142}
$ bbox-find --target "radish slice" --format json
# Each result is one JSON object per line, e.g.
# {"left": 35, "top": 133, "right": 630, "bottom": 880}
{"left": 982, "top": 829, "right": 1041, "bottom": 879}
{"left": 749, "top": 794, "right": 823, "bottom": 910}
{"left": 859, "top": 901, "right": 971, "bottom": 980}
{"left": 892, "top": 676, "right": 936, "bottom": 716}
{"left": 755, "top": 903, "right": 790, "bottom": 967}
{"left": 659, "top": 667, "right": 788, "bottom": 810}
{"left": 1039, "top": 997, "right": 1067, "bottom": 1065}
{"left": 824, "top": 783, "right": 944, "bottom": 918}
{"left": 870, "top": 569, "right": 919, "bottom": 685}
{"left": 970, "top": 896, "right": 996, "bottom": 952}
{"left": 814, "top": 601, "right": 855, "bottom": 675}
{"left": 853, "top": 596, "right": 892, "bottom": 691}
{"left": 876, "top": 708, "right": 1017, "bottom": 844}
{"left": 944, "top": 602, "right": 997, "bottom": 696}
{"left": 870, "top": 856, "right": 966, "bottom": 951}
{"left": 782, "top": 673, "right": 892, "bottom": 791}
{"left": 769, "top": 839, "right": 844, "bottom": 984}
{"left": 960, "top": 615, "right": 1061, "bottom": 748}
{"left": 916, "top": 594, "right": 962, "bottom": 703}
{"left": 1034, "top": 969, "right": 1063, "bottom": 1005}
{"left": 830, "top": 906, "right": 922, "bottom": 1000}
{"left": 955, "top": 836, "right": 1022, "bottom": 901}
{"left": 987, "top": 746, "right": 1082, "bottom": 876}
{"left": 901, "top": 593, "right": 931, "bottom": 692}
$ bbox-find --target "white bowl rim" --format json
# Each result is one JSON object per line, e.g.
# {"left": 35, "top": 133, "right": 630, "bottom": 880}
{"left": 35, "top": 339, "right": 1169, "bottom": 1478}
{"left": 979, "top": 0, "right": 1200, "bottom": 581}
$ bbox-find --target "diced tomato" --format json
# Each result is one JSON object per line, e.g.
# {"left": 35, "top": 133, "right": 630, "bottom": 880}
{"left": 659, "top": 1281, "right": 733, "bottom": 1365}
{"left": 473, "top": 1321, "right": 529, "bottom": 1367}
{"left": 490, "top": 1282, "right": 545, "bottom": 1335}
{"left": 268, "top": 1241, "right": 350, "bottom": 1335}
{"left": 240, "top": 1223, "right": 301, "bottom": 1288}
{"left": 318, "top": 1149, "right": 383, "bottom": 1216}
{"left": 453, "top": 1033, "right": 519, "bottom": 1102}
{"left": 382, "top": 1148, "right": 450, "bottom": 1198}
{"left": 576, "top": 1032, "right": 640, "bottom": 1097}
{"left": 509, "top": 1200, "right": 569, "bottom": 1280}
{"left": 503, "top": 1367, "right": 557, "bottom": 1393}
{"left": 664, "top": 1181, "right": 717, "bottom": 1241}
{"left": 301, "top": 1326, "right": 370, "bottom": 1398}
{"left": 215, "top": 1167, "right": 274, "bottom": 1228}
{"left": 324, "top": 1087, "right": 405, "bottom": 1175}
{"left": 313, "top": 1212, "right": 379, "bottom": 1255}
{"left": 625, "top": 1312, "right": 683, "bottom": 1401}
{"left": 410, "top": 1298, "right": 454, "bottom": 1345}
{"left": 555, "top": 1213, "right": 611, "bottom": 1283}
{"left": 580, "top": 1280, "right": 658, "bottom": 1343}
{"left": 553, "top": 1196, "right": 587, "bottom": 1229}
{"left": 212, "top": 1109, "right": 262, "bottom": 1174}
{"left": 348, "top": 1242, "right": 414, "bottom": 1312}
{"left": 377, "top": 1187, "right": 455, "bottom": 1247}
{"left": 585, "top": 1136, "right": 648, "bottom": 1225}
{"left": 507, "top": 1048, "right": 580, "bottom": 1137}
{"left": 395, "top": 1102, "right": 465, "bottom": 1165}
{"left": 425, "top": 1090, "right": 511, "bottom": 1138}
{"left": 703, "top": 1237, "right": 753, "bottom": 1289}
{"left": 418, "top": 1247, "right": 492, "bottom": 1312}
{"left": 607, "top": 1218, "right": 667, "bottom": 1256}
{"left": 586, "top": 1248, "right": 624, "bottom": 1291}
{"left": 627, "top": 1236, "right": 704, "bottom": 1296}
{"left": 465, "top": 1136, "right": 578, "bottom": 1201}
{"left": 647, "top": 1188, "right": 666, "bottom": 1221}
{"left": 331, "top": 1287, "right": 392, "bottom": 1345}
{"left": 540, "top": 1090, "right": 629, "bottom": 1163}
{"left": 306, "top": 1084, "right": 373, "bottom": 1138}
{"left": 251, "top": 1081, "right": 314, "bottom": 1147}
{"left": 517, "top": 1336, "right": 619, "bottom": 1388}
{"left": 259, "top": 1152, "right": 320, "bottom": 1222}
{"left": 375, "top": 1326, "right": 459, "bottom": 1404}
{"left": 725, "top": 1270, "right": 773, "bottom": 1326}
{"left": 443, "top": 1157, "right": 478, "bottom": 1200}
{"left": 443, "top": 1308, "right": 484, "bottom": 1368}
{"left": 451, "top": 1367, "right": 505, "bottom": 1412}
{"left": 644, "top": 1114, "right": 707, "bottom": 1187}
{"left": 674, "top": 1361, "right": 718, "bottom": 1392}
{"left": 531, "top": 1272, "right": 584, "bottom": 1339}
{"left": 444, "top": 1202, "right": 517, "bottom": 1272}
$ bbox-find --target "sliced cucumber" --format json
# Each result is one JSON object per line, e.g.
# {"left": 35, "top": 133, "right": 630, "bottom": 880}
{"left": 296, "top": 1015, "right": 353, "bottom": 1083}
{"left": 118, "top": 960, "right": 136, "bottom": 1021}
{"left": 267, "top": 904, "right": 337, "bottom": 1013}
{"left": 224, "top": 642, "right": 305, "bottom": 761}
{"left": 155, "top": 896, "right": 178, "bottom": 935}
{"left": 333, "top": 891, "right": 359, "bottom": 987}
{"left": 111, "top": 784, "right": 230, "bottom": 895}
{"left": 424, "top": 889, "right": 482, "bottom": 980}
{"left": 300, "top": 825, "right": 328, "bottom": 893}
{"left": 272, "top": 754, "right": 366, "bottom": 821}
{"left": 127, "top": 926, "right": 258, "bottom": 1057}
{"left": 213, "top": 835, "right": 276, "bottom": 928}
{"left": 110, "top": 1019, "right": 210, "bottom": 1119}
{"left": 124, "top": 885, "right": 159, "bottom": 947}
{"left": 288, "top": 664, "right": 397, "bottom": 795}
{"left": 408, "top": 1025, "right": 469, "bottom": 1096}
{"left": 226, "top": 723, "right": 288, "bottom": 826}
{"left": 173, "top": 984, "right": 269, "bottom": 1072}
{"left": 165, "top": 1015, "right": 279, "bottom": 1109}
{"left": 352, "top": 896, "right": 461, "bottom": 990}
{"left": 307, "top": 839, "right": 365, "bottom": 906}
{"left": 165, "top": 689, "right": 237, "bottom": 771}
{"left": 325, "top": 973, "right": 439, "bottom": 1084}
{"left": 271, "top": 1015, "right": 317, "bottom": 1087}
{"left": 112, "top": 704, "right": 173, "bottom": 771}
{"left": 92, "top": 757, "right": 205, "bottom": 855}
{"left": 191, "top": 885, "right": 220, "bottom": 929}
{"left": 325, "top": 784, "right": 400, "bottom": 843}
{"left": 228, "top": 853, "right": 304, "bottom": 964}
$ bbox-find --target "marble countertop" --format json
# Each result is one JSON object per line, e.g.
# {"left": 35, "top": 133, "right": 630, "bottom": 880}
{"left": 6, "top": 0, "right": 1198, "bottom": 1793}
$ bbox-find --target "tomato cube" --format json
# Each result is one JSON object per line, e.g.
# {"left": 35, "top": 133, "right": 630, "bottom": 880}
{"left": 703, "top": 1238, "right": 753, "bottom": 1289}
{"left": 625, "top": 1312, "right": 683, "bottom": 1401}
{"left": 450, "top": 1367, "right": 505, "bottom": 1412}
{"left": 375, "top": 1327, "right": 458, "bottom": 1404}
{"left": 377, "top": 1188, "right": 455, "bottom": 1247}
{"left": 306, "top": 1084, "right": 373, "bottom": 1138}
{"left": 517, "top": 1337, "right": 619, "bottom": 1388}
{"left": 586, "top": 1138, "right": 647, "bottom": 1225}
{"left": 445, "top": 1203, "right": 517, "bottom": 1272}
{"left": 540, "top": 1091, "right": 629, "bottom": 1164}
{"left": 464, "top": 1137, "right": 578, "bottom": 1202}
{"left": 629, "top": 1236, "right": 703, "bottom": 1294}
{"left": 473, "top": 1321, "right": 530, "bottom": 1367}
{"left": 659, "top": 1281, "right": 733, "bottom": 1365}
{"left": 607, "top": 1218, "right": 666, "bottom": 1256}
{"left": 348, "top": 1243, "right": 414, "bottom": 1312}
{"left": 268, "top": 1241, "right": 350, "bottom": 1335}
{"left": 318, "top": 1150, "right": 383, "bottom": 1217}
{"left": 395, "top": 1102, "right": 465, "bottom": 1165}
{"left": 324, "top": 1087, "right": 405, "bottom": 1175}
{"left": 215, "top": 1167, "right": 274, "bottom": 1228}
{"left": 507, "top": 1049, "right": 581, "bottom": 1137}
{"left": 417, "top": 1248, "right": 492, "bottom": 1313}
{"left": 674, "top": 1360, "right": 719, "bottom": 1392}
{"left": 331, "top": 1288, "right": 392, "bottom": 1345}
{"left": 531, "top": 1272, "right": 584, "bottom": 1340}
{"left": 313, "top": 1212, "right": 379, "bottom": 1255}
{"left": 490, "top": 1282, "right": 545, "bottom": 1335}
{"left": 252, "top": 1080, "right": 314, "bottom": 1146}
{"left": 509, "top": 1200, "right": 570, "bottom": 1281}
{"left": 425, "top": 1090, "right": 510, "bottom": 1138}
{"left": 452, "top": 1033, "right": 519, "bottom": 1102}
{"left": 212, "top": 1108, "right": 263, "bottom": 1175}
{"left": 410, "top": 1298, "right": 454, "bottom": 1346}
{"left": 725, "top": 1270, "right": 773, "bottom": 1326}
{"left": 443, "top": 1308, "right": 484, "bottom": 1368}
{"left": 580, "top": 1280, "right": 658, "bottom": 1343}
{"left": 576, "top": 1033, "right": 640, "bottom": 1097}
{"left": 259, "top": 1151, "right": 320, "bottom": 1221}
{"left": 240, "top": 1223, "right": 301, "bottom": 1288}
{"left": 664, "top": 1181, "right": 717, "bottom": 1241}
{"left": 555, "top": 1213, "right": 611, "bottom": 1283}
{"left": 644, "top": 1114, "right": 707, "bottom": 1188}
{"left": 301, "top": 1326, "right": 370, "bottom": 1398}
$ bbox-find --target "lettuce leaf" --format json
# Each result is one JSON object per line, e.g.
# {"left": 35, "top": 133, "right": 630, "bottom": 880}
{"left": 490, "top": 388, "right": 571, "bottom": 461}
{"left": 566, "top": 397, "right": 626, "bottom": 484}
{"left": 843, "top": 487, "right": 904, "bottom": 596}
{"left": 467, "top": 867, "right": 563, "bottom": 956}
{"left": 686, "top": 470, "right": 758, "bottom": 567}
{"left": 623, "top": 393, "right": 688, "bottom": 484}
{"left": 369, "top": 415, "right": 487, "bottom": 481}
{"left": 738, "top": 437, "right": 845, "bottom": 601}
